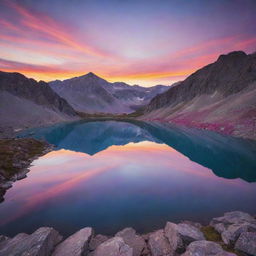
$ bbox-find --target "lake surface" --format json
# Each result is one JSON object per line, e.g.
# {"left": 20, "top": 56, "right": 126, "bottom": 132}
{"left": 1, "top": 120, "right": 256, "bottom": 237}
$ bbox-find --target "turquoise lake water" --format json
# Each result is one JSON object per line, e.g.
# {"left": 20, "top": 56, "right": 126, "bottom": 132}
{"left": 0, "top": 120, "right": 256, "bottom": 237}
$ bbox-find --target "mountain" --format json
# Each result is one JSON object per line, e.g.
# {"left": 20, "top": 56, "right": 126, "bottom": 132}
{"left": 140, "top": 51, "right": 256, "bottom": 140}
{"left": 0, "top": 71, "right": 78, "bottom": 137}
{"left": 49, "top": 72, "right": 170, "bottom": 114}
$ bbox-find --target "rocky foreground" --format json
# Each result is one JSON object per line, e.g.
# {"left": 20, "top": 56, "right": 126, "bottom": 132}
{"left": 0, "top": 138, "right": 52, "bottom": 202}
{"left": 0, "top": 211, "right": 255, "bottom": 256}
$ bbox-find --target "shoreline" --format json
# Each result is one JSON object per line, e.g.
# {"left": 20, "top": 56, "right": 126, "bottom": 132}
{"left": 0, "top": 211, "right": 255, "bottom": 256}
{"left": 1, "top": 115, "right": 255, "bottom": 142}
{"left": 0, "top": 138, "right": 54, "bottom": 202}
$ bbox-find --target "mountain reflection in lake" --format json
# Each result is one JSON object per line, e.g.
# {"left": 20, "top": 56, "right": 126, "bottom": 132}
{"left": 1, "top": 120, "right": 256, "bottom": 237}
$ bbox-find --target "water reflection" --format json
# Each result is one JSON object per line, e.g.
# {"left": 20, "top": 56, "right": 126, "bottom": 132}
{"left": 19, "top": 120, "right": 256, "bottom": 182}
{"left": 1, "top": 141, "right": 256, "bottom": 237}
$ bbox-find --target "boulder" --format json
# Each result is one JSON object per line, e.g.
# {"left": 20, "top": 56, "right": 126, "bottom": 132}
{"left": 0, "top": 233, "right": 28, "bottom": 251}
{"left": 180, "top": 221, "right": 202, "bottom": 229}
{"left": 234, "top": 232, "right": 256, "bottom": 255}
{"left": 0, "top": 235, "right": 8, "bottom": 244}
{"left": 115, "top": 227, "right": 146, "bottom": 256}
{"left": 215, "top": 253, "right": 237, "bottom": 256}
{"left": 210, "top": 211, "right": 256, "bottom": 246}
{"left": 93, "top": 237, "right": 133, "bottom": 256}
{"left": 164, "top": 222, "right": 205, "bottom": 253}
{"left": 210, "top": 211, "right": 256, "bottom": 226}
{"left": 181, "top": 240, "right": 224, "bottom": 256}
{"left": 213, "top": 223, "right": 226, "bottom": 234}
{"left": 52, "top": 227, "right": 93, "bottom": 256}
{"left": 0, "top": 227, "right": 62, "bottom": 256}
{"left": 148, "top": 229, "right": 172, "bottom": 256}
{"left": 89, "top": 234, "right": 109, "bottom": 251}
{"left": 221, "top": 223, "right": 256, "bottom": 244}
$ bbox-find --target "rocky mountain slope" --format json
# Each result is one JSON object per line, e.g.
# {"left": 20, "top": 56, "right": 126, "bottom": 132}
{"left": 49, "top": 73, "right": 169, "bottom": 114}
{"left": 0, "top": 71, "right": 78, "bottom": 137}
{"left": 140, "top": 51, "right": 256, "bottom": 140}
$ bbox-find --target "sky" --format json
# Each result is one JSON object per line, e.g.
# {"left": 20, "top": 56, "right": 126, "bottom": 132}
{"left": 0, "top": 0, "right": 255, "bottom": 87}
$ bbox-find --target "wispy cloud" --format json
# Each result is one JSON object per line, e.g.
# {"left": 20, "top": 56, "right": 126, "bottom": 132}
{"left": 0, "top": 0, "right": 255, "bottom": 86}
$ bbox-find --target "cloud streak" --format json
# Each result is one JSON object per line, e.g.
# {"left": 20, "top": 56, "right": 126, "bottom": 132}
{"left": 0, "top": 0, "right": 255, "bottom": 86}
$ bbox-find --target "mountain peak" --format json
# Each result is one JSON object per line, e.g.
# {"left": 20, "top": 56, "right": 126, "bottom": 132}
{"left": 84, "top": 72, "right": 100, "bottom": 78}
{"left": 217, "top": 51, "right": 247, "bottom": 62}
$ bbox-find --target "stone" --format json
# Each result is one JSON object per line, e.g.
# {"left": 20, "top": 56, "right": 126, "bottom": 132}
{"left": 180, "top": 221, "right": 202, "bottom": 229}
{"left": 164, "top": 222, "right": 205, "bottom": 253}
{"left": 178, "top": 223, "right": 205, "bottom": 241}
{"left": 210, "top": 211, "right": 256, "bottom": 226}
{"left": 93, "top": 237, "right": 133, "bottom": 256}
{"left": 181, "top": 240, "right": 224, "bottom": 256}
{"left": 89, "top": 234, "right": 109, "bottom": 251}
{"left": 0, "top": 233, "right": 30, "bottom": 253}
{"left": 221, "top": 223, "right": 256, "bottom": 244}
{"left": 234, "top": 232, "right": 256, "bottom": 255}
{"left": 52, "top": 227, "right": 93, "bottom": 256}
{"left": 115, "top": 227, "right": 146, "bottom": 256}
{"left": 0, "top": 235, "right": 8, "bottom": 244}
{"left": 213, "top": 223, "right": 227, "bottom": 234}
{"left": 148, "top": 229, "right": 172, "bottom": 256}
{"left": 0, "top": 227, "right": 62, "bottom": 256}
{"left": 141, "top": 233, "right": 151, "bottom": 242}
{"left": 215, "top": 252, "right": 237, "bottom": 256}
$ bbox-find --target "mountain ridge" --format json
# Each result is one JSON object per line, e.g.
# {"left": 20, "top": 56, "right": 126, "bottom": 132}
{"left": 49, "top": 73, "right": 170, "bottom": 114}
{"left": 0, "top": 71, "right": 78, "bottom": 137}
{"left": 139, "top": 51, "right": 256, "bottom": 140}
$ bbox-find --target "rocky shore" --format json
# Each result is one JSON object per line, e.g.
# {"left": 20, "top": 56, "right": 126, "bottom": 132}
{"left": 0, "top": 138, "right": 53, "bottom": 202}
{"left": 0, "top": 211, "right": 255, "bottom": 256}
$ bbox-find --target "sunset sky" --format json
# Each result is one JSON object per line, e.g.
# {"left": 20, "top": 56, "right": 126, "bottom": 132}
{"left": 0, "top": 0, "right": 255, "bottom": 86}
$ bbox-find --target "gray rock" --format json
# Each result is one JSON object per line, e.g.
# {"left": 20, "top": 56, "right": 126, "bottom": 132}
{"left": 221, "top": 223, "right": 256, "bottom": 244}
{"left": 180, "top": 221, "right": 202, "bottom": 229}
{"left": 141, "top": 233, "right": 151, "bottom": 242}
{"left": 115, "top": 227, "right": 146, "bottom": 256}
{"left": 215, "top": 252, "right": 237, "bottom": 256}
{"left": 210, "top": 211, "right": 256, "bottom": 226}
{"left": 181, "top": 240, "right": 224, "bottom": 256}
{"left": 164, "top": 222, "right": 205, "bottom": 253}
{"left": 52, "top": 227, "right": 93, "bottom": 256}
{"left": 93, "top": 237, "right": 133, "bottom": 256}
{"left": 0, "top": 227, "right": 62, "bottom": 256}
{"left": 0, "top": 235, "right": 8, "bottom": 244}
{"left": 89, "top": 234, "right": 109, "bottom": 251}
{"left": 148, "top": 229, "right": 172, "bottom": 256}
{"left": 235, "top": 232, "right": 256, "bottom": 255}
{"left": 0, "top": 233, "right": 30, "bottom": 253}
{"left": 178, "top": 223, "right": 205, "bottom": 241}
{"left": 213, "top": 223, "right": 227, "bottom": 234}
